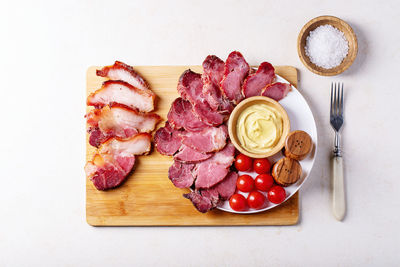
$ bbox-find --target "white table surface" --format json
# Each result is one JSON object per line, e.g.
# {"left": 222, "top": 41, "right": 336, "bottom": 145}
{"left": 1, "top": 0, "right": 399, "bottom": 266}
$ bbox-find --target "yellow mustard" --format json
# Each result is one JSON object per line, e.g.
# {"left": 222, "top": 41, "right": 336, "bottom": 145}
{"left": 236, "top": 103, "right": 283, "bottom": 153}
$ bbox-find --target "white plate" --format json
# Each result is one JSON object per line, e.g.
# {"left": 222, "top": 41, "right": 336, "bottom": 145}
{"left": 216, "top": 74, "right": 318, "bottom": 214}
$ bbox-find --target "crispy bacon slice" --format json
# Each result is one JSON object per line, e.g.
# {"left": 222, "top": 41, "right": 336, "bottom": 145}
{"left": 87, "top": 80, "right": 155, "bottom": 112}
{"left": 96, "top": 61, "right": 150, "bottom": 92}
{"left": 261, "top": 82, "right": 291, "bottom": 101}
{"left": 86, "top": 105, "right": 161, "bottom": 147}
{"left": 220, "top": 51, "right": 250, "bottom": 104}
{"left": 242, "top": 62, "right": 275, "bottom": 98}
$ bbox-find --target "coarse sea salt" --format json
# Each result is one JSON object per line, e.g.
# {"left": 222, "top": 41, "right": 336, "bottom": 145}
{"left": 305, "top": 24, "right": 349, "bottom": 69}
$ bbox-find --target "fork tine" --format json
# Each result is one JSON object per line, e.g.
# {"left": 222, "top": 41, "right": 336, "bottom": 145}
{"left": 340, "top": 83, "right": 344, "bottom": 116}
{"left": 334, "top": 83, "right": 337, "bottom": 116}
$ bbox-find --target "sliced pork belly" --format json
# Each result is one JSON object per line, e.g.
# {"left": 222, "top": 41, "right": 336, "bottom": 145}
{"left": 88, "top": 127, "right": 108, "bottom": 148}
{"left": 85, "top": 153, "right": 135, "bottom": 191}
{"left": 87, "top": 80, "right": 155, "bottom": 112}
{"left": 86, "top": 105, "right": 161, "bottom": 147}
{"left": 194, "top": 142, "right": 236, "bottom": 189}
{"left": 168, "top": 161, "right": 196, "bottom": 188}
{"left": 261, "top": 82, "right": 291, "bottom": 101}
{"left": 154, "top": 122, "right": 182, "bottom": 156}
{"left": 242, "top": 62, "right": 275, "bottom": 98}
{"left": 177, "top": 70, "right": 225, "bottom": 126}
{"left": 96, "top": 61, "right": 151, "bottom": 93}
{"left": 99, "top": 133, "right": 152, "bottom": 156}
{"left": 220, "top": 51, "right": 250, "bottom": 104}
{"left": 167, "top": 98, "right": 207, "bottom": 131}
{"left": 181, "top": 125, "right": 228, "bottom": 153}
{"left": 174, "top": 145, "right": 212, "bottom": 163}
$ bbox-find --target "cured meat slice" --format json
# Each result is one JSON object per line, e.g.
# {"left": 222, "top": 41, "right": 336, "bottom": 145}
{"left": 87, "top": 80, "right": 155, "bottom": 112}
{"left": 154, "top": 122, "right": 182, "bottom": 156}
{"left": 220, "top": 51, "right": 250, "bottom": 104}
{"left": 174, "top": 145, "right": 212, "bottom": 163}
{"left": 261, "top": 82, "right": 291, "bottom": 101}
{"left": 242, "top": 62, "right": 275, "bottom": 98}
{"left": 96, "top": 61, "right": 150, "bottom": 93}
{"left": 85, "top": 153, "right": 135, "bottom": 191}
{"left": 168, "top": 161, "right": 196, "bottom": 188}
{"left": 177, "top": 70, "right": 225, "bottom": 126}
{"left": 88, "top": 127, "right": 108, "bottom": 148}
{"left": 183, "top": 191, "right": 215, "bottom": 213}
{"left": 167, "top": 98, "right": 207, "bottom": 131}
{"left": 213, "top": 171, "right": 238, "bottom": 200}
{"left": 86, "top": 105, "right": 161, "bottom": 147}
{"left": 202, "top": 55, "right": 225, "bottom": 84}
{"left": 181, "top": 125, "right": 228, "bottom": 153}
{"left": 194, "top": 143, "right": 236, "bottom": 189}
{"left": 99, "top": 133, "right": 152, "bottom": 156}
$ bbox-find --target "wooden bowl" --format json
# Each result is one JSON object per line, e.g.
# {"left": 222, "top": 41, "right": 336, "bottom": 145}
{"left": 297, "top": 15, "right": 358, "bottom": 76}
{"left": 228, "top": 96, "right": 290, "bottom": 158}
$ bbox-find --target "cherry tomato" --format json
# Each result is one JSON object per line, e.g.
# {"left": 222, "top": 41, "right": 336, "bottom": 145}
{"left": 229, "top": 194, "right": 247, "bottom": 211}
{"left": 247, "top": 191, "right": 266, "bottom": 209}
{"left": 253, "top": 158, "right": 271, "bottom": 174}
{"left": 234, "top": 154, "right": 253, "bottom": 172}
{"left": 255, "top": 174, "right": 274, "bottom": 192}
{"left": 236, "top": 175, "right": 255, "bottom": 192}
{"left": 268, "top": 186, "right": 286, "bottom": 204}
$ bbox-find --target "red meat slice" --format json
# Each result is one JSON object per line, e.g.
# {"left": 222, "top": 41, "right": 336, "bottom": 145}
{"left": 168, "top": 161, "right": 196, "bottom": 188}
{"left": 213, "top": 171, "right": 238, "bottom": 200}
{"left": 183, "top": 191, "right": 215, "bottom": 213}
{"left": 192, "top": 102, "right": 224, "bottom": 126}
{"left": 261, "top": 82, "right": 291, "bottom": 101}
{"left": 220, "top": 51, "right": 250, "bottom": 104}
{"left": 242, "top": 62, "right": 275, "bottom": 98}
{"left": 154, "top": 122, "right": 182, "bottom": 156}
{"left": 174, "top": 145, "right": 212, "bottom": 163}
{"left": 181, "top": 125, "right": 228, "bottom": 153}
{"left": 167, "top": 98, "right": 207, "bottom": 131}
{"left": 194, "top": 142, "right": 236, "bottom": 189}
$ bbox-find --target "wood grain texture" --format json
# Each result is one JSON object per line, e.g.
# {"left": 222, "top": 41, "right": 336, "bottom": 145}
{"left": 297, "top": 15, "right": 358, "bottom": 76}
{"left": 86, "top": 65, "right": 299, "bottom": 226}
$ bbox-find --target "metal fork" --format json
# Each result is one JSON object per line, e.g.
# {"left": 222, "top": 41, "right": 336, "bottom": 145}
{"left": 330, "top": 83, "right": 345, "bottom": 221}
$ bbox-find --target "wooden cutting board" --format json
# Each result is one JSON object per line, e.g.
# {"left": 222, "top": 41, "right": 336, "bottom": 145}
{"left": 86, "top": 65, "right": 299, "bottom": 226}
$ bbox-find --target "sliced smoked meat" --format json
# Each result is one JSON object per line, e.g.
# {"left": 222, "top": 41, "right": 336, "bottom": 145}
{"left": 183, "top": 191, "right": 215, "bottom": 213}
{"left": 213, "top": 171, "right": 238, "bottom": 200}
{"left": 220, "top": 51, "right": 250, "bottom": 104}
{"left": 167, "top": 98, "right": 207, "bottom": 131}
{"left": 154, "top": 122, "right": 182, "bottom": 156}
{"left": 261, "top": 82, "right": 291, "bottom": 101}
{"left": 168, "top": 161, "right": 196, "bottom": 188}
{"left": 174, "top": 145, "right": 212, "bottom": 163}
{"left": 192, "top": 101, "right": 224, "bottom": 126}
{"left": 242, "top": 62, "right": 275, "bottom": 98}
{"left": 194, "top": 142, "right": 236, "bottom": 189}
{"left": 181, "top": 125, "right": 228, "bottom": 153}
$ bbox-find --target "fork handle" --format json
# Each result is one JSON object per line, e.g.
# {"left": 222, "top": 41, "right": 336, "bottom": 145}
{"left": 332, "top": 156, "right": 345, "bottom": 220}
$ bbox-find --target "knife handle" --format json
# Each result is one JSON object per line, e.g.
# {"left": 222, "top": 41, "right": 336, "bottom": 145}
{"left": 332, "top": 156, "right": 345, "bottom": 221}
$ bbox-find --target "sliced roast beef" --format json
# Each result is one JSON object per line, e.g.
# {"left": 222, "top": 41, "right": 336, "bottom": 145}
{"left": 220, "top": 51, "right": 250, "bottom": 104}
{"left": 174, "top": 145, "right": 212, "bottom": 163}
{"left": 242, "top": 62, "right": 275, "bottom": 98}
{"left": 167, "top": 97, "right": 207, "bottom": 131}
{"left": 154, "top": 122, "right": 182, "bottom": 156}
{"left": 194, "top": 142, "right": 236, "bottom": 189}
{"left": 192, "top": 101, "right": 224, "bottom": 126}
{"left": 213, "top": 171, "right": 238, "bottom": 200}
{"left": 168, "top": 161, "right": 196, "bottom": 188}
{"left": 183, "top": 191, "right": 215, "bottom": 213}
{"left": 261, "top": 82, "right": 291, "bottom": 101}
{"left": 181, "top": 125, "right": 228, "bottom": 153}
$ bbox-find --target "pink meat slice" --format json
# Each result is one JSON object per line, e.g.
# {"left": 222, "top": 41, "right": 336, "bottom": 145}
{"left": 183, "top": 191, "right": 215, "bottom": 213}
{"left": 168, "top": 161, "right": 196, "bottom": 188}
{"left": 220, "top": 51, "right": 250, "bottom": 104}
{"left": 261, "top": 82, "right": 291, "bottom": 101}
{"left": 194, "top": 142, "right": 236, "bottom": 189}
{"left": 212, "top": 171, "right": 238, "bottom": 200}
{"left": 154, "top": 122, "right": 182, "bottom": 156}
{"left": 242, "top": 62, "right": 275, "bottom": 98}
{"left": 167, "top": 98, "right": 207, "bottom": 131}
{"left": 181, "top": 125, "right": 228, "bottom": 153}
{"left": 88, "top": 127, "right": 108, "bottom": 148}
{"left": 174, "top": 145, "right": 212, "bottom": 163}
{"left": 177, "top": 70, "right": 224, "bottom": 126}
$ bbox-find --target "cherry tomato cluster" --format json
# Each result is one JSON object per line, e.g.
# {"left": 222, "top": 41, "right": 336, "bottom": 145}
{"left": 229, "top": 153, "right": 287, "bottom": 211}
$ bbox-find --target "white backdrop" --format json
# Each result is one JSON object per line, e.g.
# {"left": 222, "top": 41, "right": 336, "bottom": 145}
{"left": 1, "top": 0, "right": 399, "bottom": 266}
